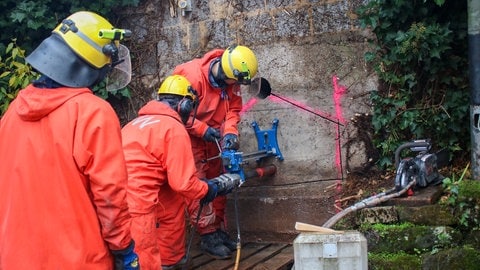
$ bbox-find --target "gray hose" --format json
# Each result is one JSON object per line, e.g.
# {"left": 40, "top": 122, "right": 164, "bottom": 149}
{"left": 322, "top": 179, "right": 416, "bottom": 228}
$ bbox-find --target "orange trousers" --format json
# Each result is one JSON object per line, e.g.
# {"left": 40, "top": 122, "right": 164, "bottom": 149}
{"left": 131, "top": 185, "right": 187, "bottom": 268}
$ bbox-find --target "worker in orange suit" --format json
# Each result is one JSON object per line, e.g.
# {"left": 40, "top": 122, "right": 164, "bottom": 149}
{"left": 172, "top": 45, "right": 258, "bottom": 259}
{"left": 122, "top": 75, "right": 241, "bottom": 269}
{"left": 0, "top": 11, "right": 139, "bottom": 269}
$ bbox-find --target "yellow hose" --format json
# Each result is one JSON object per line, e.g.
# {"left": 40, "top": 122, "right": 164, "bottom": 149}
{"left": 233, "top": 242, "right": 241, "bottom": 270}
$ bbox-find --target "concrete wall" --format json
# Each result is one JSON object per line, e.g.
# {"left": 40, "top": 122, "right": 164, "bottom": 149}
{"left": 119, "top": 0, "right": 377, "bottom": 242}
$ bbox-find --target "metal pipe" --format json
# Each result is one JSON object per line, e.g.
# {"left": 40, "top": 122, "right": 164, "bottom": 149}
{"left": 241, "top": 151, "right": 274, "bottom": 163}
{"left": 242, "top": 155, "right": 271, "bottom": 163}
{"left": 244, "top": 164, "right": 277, "bottom": 180}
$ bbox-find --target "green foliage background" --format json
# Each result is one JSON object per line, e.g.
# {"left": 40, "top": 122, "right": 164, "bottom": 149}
{"left": 0, "top": 0, "right": 139, "bottom": 116}
{"left": 357, "top": 0, "right": 469, "bottom": 169}
{"left": 0, "top": 0, "right": 139, "bottom": 52}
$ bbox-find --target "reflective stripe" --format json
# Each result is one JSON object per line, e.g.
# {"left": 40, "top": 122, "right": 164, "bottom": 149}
{"left": 75, "top": 30, "right": 104, "bottom": 54}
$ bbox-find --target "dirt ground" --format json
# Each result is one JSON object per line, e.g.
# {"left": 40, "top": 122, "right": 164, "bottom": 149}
{"left": 336, "top": 169, "right": 396, "bottom": 210}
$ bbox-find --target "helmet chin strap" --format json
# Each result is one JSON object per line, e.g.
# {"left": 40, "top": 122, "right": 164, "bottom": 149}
{"left": 213, "top": 61, "right": 228, "bottom": 88}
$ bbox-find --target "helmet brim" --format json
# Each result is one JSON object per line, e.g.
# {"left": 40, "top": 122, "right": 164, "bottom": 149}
{"left": 26, "top": 34, "right": 109, "bottom": 88}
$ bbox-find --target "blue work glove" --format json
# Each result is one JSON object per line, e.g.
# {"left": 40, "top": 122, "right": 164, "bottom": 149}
{"left": 202, "top": 127, "right": 221, "bottom": 142}
{"left": 213, "top": 173, "right": 241, "bottom": 195}
{"left": 222, "top": 133, "right": 239, "bottom": 150}
{"left": 112, "top": 240, "right": 140, "bottom": 270}
{"left": 200, "top": 181, "right": 218, "bottom": 205}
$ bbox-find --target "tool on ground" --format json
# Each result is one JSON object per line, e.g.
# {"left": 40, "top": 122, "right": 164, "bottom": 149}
{"left": 394, "top": 139, "right": 446, "bottom": 190}
{"left": 322, "top": 139, "right": 447, "bottom": 228}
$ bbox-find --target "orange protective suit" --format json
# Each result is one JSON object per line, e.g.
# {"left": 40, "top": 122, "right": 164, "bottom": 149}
{"left": 122, "top": 100, "right": 209, "bottom": 267}
{"left": 173, "top": 49, "right": 242, "bottom": 234}
{"left": 0, "top": 85, "right": 133, "bottom": 269}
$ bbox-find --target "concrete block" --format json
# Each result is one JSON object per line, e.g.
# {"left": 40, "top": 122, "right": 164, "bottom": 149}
{"left": 293, "top": 231, "right": 368, "bottom": 270}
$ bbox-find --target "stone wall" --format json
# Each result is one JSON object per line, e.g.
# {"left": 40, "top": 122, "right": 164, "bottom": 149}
{"left": 119, "top": 0, "right": 377, "bottom": 241}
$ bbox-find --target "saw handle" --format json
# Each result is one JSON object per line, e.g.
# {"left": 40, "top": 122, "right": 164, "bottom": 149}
{"left": 394, "top": 139, "right": 431, "bottom": 168}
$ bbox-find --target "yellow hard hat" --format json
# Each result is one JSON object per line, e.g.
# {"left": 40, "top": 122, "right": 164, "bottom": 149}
{"left": 52, "top": 11, "right": 114, "bottom": 69}
{"left": 26, "top": 11, "right": 132, "bottom": 88}
{"left": 220, "top": 45, "right": 258, "bottom": 84}
{"left": 158, "top": 75, "right": 197, "bottom": 101}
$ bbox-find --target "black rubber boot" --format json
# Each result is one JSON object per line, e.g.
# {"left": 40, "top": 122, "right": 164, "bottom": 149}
{"left": 200, "top": 232, "right": 232, "bottom": 259}
{"left": 214, "top": 229, "right": 238, "bottom": 252}
{"left": 162, "top": 256, "right": 187, "bottom": 270}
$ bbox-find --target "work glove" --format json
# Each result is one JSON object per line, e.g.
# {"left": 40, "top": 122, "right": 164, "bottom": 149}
{"left": 111, "top": 240, "right": 140, "bottom": 270}
{"left": 209, "top": 173, "right": 242, "bottom": 197}
{"left": 222, "top": 133, "right": 239, "bottom": 150}
{"left": 201, "top": 180, "right": 218, "bottom": 205}
{"left": 215, "top": 173, "right": 241, "bottom": 195}
{"left": 202, "top": 127, "right": 221, "bottom": 142}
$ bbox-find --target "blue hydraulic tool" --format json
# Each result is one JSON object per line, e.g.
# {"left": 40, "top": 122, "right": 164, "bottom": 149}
{"left": 221, "top": 119, "right": 283, "bottom": 184}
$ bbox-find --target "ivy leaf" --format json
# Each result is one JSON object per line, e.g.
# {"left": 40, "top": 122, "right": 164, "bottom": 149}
{"left": 9, "top": 12, "right": 26, "bottom": 23}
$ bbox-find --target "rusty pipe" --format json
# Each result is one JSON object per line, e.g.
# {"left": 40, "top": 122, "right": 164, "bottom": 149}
{"left": 244, "top": 164, "right": 277, "bottom": 180}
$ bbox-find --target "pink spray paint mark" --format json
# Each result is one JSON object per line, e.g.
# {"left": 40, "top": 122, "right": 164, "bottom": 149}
{"left": 240, "top": 97, "right": 258, "bottom": 116}
{"left": 332, "top": 75, "right": 347, "bottom": 212}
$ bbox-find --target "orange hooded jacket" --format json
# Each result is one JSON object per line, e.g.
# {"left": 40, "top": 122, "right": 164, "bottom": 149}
{"left": 173, "top": 49, "right": 242, "bottom": 139}
{"left": 172, "top": 49, "right": 242, "bottom": 234}
{"left": 0, "top": 85, "right": 132, "bottom": 269}
{"left": 122, "top": 100, "right": 208, "bottom": 267}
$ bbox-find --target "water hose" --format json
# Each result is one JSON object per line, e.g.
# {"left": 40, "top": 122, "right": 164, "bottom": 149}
{"left": 322, "top": 178, "right": 417, "bottom": 228}
{"left": 233, "top": 188, "right": 241, "bottom": 270}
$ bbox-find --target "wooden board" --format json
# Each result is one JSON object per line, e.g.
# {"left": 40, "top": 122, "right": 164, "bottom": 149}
{"left": 251, "top": 245, "right": 294, "bottom": 270}
{"left": 187, "top": 242, "right": 294, "bottom": 270}
{"left": 239, "top": 244, "right": 291, "bottom": 270}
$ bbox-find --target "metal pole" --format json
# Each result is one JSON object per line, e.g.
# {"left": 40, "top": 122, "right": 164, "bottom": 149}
{"left": 469, "top": 0, "right": 480, "bottom": 179}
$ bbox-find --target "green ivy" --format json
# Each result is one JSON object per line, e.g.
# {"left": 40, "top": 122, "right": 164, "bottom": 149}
{"left": 0, "top": 0, "right": 140, "bottom": 52}
{"left": 0, "top": 1, "right": 139, "bottom": 115}
{"left": 93, "top": 80, "right": 132, "bottom": 100}
{"left": 0, "top": 39, "right": 38, "bottom": 115}
{"left": 357, "top": 0, "right": 469, "bottom": 169}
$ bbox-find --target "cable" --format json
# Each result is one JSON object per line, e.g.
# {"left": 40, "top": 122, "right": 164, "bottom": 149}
{"left": 182, "top": 203, "right": 204, "bottom": 270}
{"left": 233, "top": 188, "right": 241, "bottom": 270}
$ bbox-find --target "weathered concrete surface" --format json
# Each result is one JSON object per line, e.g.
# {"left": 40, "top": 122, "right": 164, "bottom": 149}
{"left": 357, "top": 206, "right": 399, "bottom": 225}
{"left": 119, "top": 0, "right": 376, "bottom": 241}
{"left": 384, "top": 185, "right": 444, "bottom": 207}
{"left": 396, "top": 205, "right": 457, "bottom": 226}
{"left": 225, "top": 181, "right": 338, "bottom": 242}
